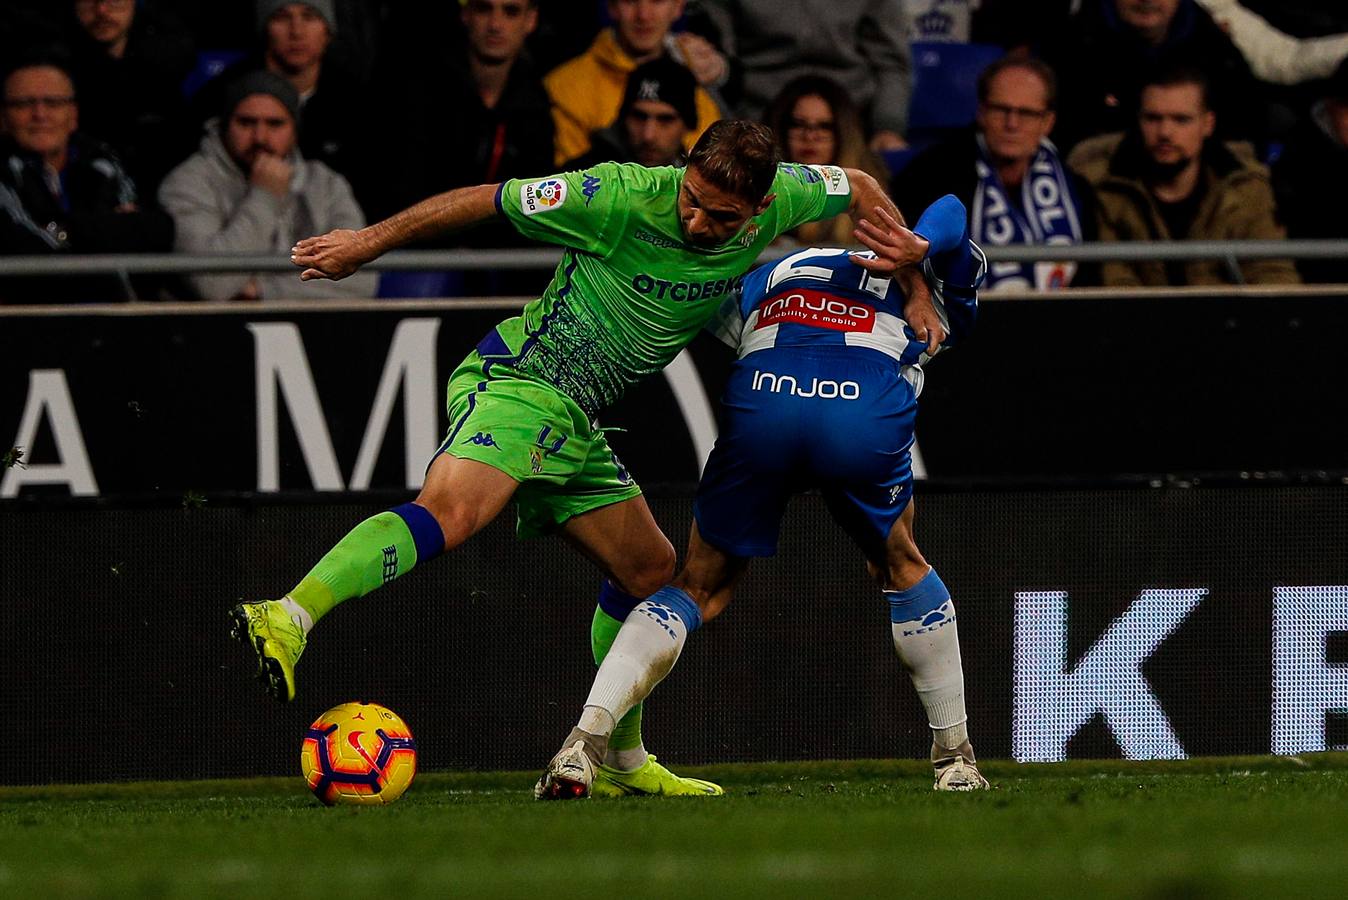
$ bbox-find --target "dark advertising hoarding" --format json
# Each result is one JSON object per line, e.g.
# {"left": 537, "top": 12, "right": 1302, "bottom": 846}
{"left": 3, "top": 485, "right": 1345, "bottom": 784}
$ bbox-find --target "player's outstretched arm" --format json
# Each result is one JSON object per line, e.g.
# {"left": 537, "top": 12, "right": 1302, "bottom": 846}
{"left": 292, "top": 183, "right": 502, "bottom": 281}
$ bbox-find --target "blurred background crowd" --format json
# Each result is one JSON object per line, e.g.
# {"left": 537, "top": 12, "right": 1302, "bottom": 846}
{"left": 2, "top": 0, "right": 1346, "bottom": 302}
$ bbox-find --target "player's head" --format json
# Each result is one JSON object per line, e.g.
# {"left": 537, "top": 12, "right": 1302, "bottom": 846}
{"left": 975, "top": 58, "right": 1056, "bottom": 166}
{"left": 764, "top": 75, "right": 869, "bottom": 170}
{"left": 2, "top": 60, "right": 79, "bottom": 163}
{"left": 1114, "top": 0, "right": 1180, "bottom": 46}
{"left": 680, "top": 119, "right": 779, "bottom": 247}
{"left": 1137, "top": 65, "right": 1213, "bottom": 178}
{"left": 222, "top": 70, "right": 300, "bottom": 169}
{"left": 620, "top": 57, "right": 695, "bottom": 166}
{"left": 461, "top": 0, "right": 537, "bottom": 67}
{"left": 74, "top": 0, "right": 136, "bottom": 52}
{"left": 607, "top": 0, "right": 685, "bottom": 59}
{"left": 258, "top": 0, "right": 334, "bottom": 74}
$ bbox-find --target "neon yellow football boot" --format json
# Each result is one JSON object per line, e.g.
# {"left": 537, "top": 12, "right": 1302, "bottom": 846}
{"left": 229, "top": 600, "right": 306, "bottom": 702}
{"left": 590, "top": 754, "right": 724, "bottom": 798}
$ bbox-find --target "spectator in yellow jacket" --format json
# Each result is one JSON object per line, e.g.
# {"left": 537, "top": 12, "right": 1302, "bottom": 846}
{"left": 544, "top": 0, "right": 725, "bottom": 165}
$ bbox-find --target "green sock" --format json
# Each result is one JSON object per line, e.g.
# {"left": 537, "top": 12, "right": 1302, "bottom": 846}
{"left": 288, "top": 511, "right": 424, "bottom": 625}
{"left": 590, "top": 605, "right": 645, "bottom": 751}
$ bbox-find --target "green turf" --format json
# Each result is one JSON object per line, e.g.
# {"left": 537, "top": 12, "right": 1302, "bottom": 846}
{"left": 3, "top": 754, "right": 1347, "bottom": 899}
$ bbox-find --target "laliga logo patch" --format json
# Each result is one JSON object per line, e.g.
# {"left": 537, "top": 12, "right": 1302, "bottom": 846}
{"left": 521, "top": 178, "right": 567, "bottom": 216}
{"left": 809, "top": 164, "right": 849, "bottom": 196}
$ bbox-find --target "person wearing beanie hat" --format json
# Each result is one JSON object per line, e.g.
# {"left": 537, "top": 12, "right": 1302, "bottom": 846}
{"left": 158, "top": 68, "right": 376, "bottom": 301}
{"left": 189, "top": 0, "right": 362, "bottom": 194}
{"left": 544, "top": 0, "right": 727, "bottom": 165}
{"left": 257, "top": 0, "right": 337, "bottom": 35}
{"left": 258, "top": 1, "right": 334, "bottom": 97}
{"left": 620, "top": 57, "right": 697, "bottom": 131}
{"left": 564, "top": 58, "right": 696, "bottom": 169}
{"left": 222, "top": 69, "right": 302, "bottom": 126}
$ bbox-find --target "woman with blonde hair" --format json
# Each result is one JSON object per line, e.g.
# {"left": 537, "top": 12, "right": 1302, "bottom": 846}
{"left": 763, "top": 75, "right": 893, "bottom": 246}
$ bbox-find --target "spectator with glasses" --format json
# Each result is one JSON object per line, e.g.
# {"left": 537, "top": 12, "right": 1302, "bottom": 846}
{"left": 762, "top": 75, "right": 889, "bottom": 248}
{"left": 892, "top": 56, "right": 1095, "bottom": 291}
{"left": 0, "top": 57, "right": 173, "bottom": 302}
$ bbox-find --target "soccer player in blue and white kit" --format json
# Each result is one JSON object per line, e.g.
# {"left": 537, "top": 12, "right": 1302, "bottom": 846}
{"left": 538, "top": 195, "right": 989, "bottom": 797}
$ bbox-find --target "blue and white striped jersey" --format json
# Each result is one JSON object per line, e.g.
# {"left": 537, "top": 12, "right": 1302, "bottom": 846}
{"left": 709, "top": 246, "right": 982, "bottom": 392}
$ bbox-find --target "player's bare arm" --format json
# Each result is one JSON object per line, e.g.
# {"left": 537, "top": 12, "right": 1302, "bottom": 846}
{"left": 292, "top": 183, "right": 502, "bottom": 281}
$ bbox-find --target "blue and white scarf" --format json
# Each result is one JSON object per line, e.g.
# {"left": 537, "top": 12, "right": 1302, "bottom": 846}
{"left": 971, "top": 135, "right": 1083, "bottom": 291}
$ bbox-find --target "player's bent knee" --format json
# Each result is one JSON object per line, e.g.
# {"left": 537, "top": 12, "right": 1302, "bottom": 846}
{"left": 414, "top": 497, "right": 486, "bottom": 551}
{"left": 616, "top": 540, "right": 677, "bottom": 599}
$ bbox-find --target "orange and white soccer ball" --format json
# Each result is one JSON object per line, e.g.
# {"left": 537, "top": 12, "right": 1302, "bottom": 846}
{"left": 301, "top": 701, "right": 417, "bottom": 806}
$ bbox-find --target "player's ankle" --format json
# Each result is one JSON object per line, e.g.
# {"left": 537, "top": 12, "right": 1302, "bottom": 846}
{"left": 605, "top": 745, "right": 649, "bottom": 772}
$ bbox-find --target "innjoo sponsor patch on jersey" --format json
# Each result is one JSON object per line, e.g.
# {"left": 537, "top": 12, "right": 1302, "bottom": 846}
{"left": 754, "top": 288, "right": 876, "bottom": 332}
{"left": 521, "top": 179, "right": 567, "bottom": 215}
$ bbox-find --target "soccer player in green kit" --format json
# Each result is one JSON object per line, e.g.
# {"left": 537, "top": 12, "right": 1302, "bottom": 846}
{"left": 232, "top": 120, "right": 939, "bottom": 797}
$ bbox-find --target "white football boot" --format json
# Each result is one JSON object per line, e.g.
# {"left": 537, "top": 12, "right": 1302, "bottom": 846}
{"left": 535, "top": 727, "right": 608, "bottom": 800}
{"left": 932, "top": 740, "right": 990, "bottom": 791}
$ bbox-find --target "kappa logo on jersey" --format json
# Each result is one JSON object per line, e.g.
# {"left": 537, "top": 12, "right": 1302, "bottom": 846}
{"left": 751, "top": 369, "right": 861, "bottom": 400}
{"left": 633, "top": 227, "right": 683, "bottom": 250}
{"left": 581, "top": 173, "right": 602, "bottom": 206}
{"left": 808, "top": 164, "right": 849, "bottom": 196}
{"left": 755, "top": 288, "right": 876, "bottom": 333}
{"left": 521, "top": 179, "right": 567, "bottom": 216}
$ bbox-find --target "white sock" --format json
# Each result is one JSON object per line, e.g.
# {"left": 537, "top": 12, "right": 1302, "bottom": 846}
{"left": 279, "top": 596, "right": 314, "bottom": 635}
{"left": 887, "top": 570, "right": 969, "bottom": 751}
{"left": 577, "top": 593, "right": 698, "bottom": 747}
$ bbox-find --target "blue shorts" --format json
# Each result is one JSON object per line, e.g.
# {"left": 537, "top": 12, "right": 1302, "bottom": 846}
{"left": 694, "top": 347, "right": 917, "bottom": 560}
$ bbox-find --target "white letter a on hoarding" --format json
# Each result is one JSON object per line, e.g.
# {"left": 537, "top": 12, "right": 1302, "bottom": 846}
{"left": 2, "top": 369, "right": 99, "bottom": 497}
{"left": 1013, "top": 589, "right": 1205, "bottom": 762}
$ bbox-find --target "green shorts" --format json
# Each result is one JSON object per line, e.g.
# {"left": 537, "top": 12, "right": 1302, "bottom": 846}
{"left": 438, "top": 350, "right": 641, "bottom": 538}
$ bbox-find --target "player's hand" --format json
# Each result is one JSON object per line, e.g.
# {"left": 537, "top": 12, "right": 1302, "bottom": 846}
{"left": 676, "top": 33, "right": 728, "bottom": 87}
{"left": 900, "top": 272, "right": 947, "bottom": 353}
{"left": 251, "top": 153, "right": 294, "bottom": 198}
{"left": 852, "top": 207, "right": 929, "bottom": 275}
{"left": 291, "top": 229, "right": 373, "bottom": 281}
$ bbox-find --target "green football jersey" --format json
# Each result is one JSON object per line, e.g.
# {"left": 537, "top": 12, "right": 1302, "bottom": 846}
{"left": 490, "top": 161, "right": 852, "bottom": 416}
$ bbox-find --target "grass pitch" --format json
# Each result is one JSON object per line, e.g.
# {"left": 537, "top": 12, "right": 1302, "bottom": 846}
{"left": 3, "top": 755, "right": 1347, "bottom": 899}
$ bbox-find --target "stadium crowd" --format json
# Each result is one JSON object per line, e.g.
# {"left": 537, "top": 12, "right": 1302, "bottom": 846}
{"left": 1, "top": 0, "right": 1346, "bottom": 302}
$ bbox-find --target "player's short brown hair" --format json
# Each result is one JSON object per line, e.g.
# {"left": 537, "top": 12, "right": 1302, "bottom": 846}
{"left": 687, "top": 120, "right": 780, "bottom": 204}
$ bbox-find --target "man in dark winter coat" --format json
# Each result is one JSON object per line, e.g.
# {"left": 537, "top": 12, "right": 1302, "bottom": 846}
{"left": 0, "top": 59, "right": 173, "bottom": 302}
